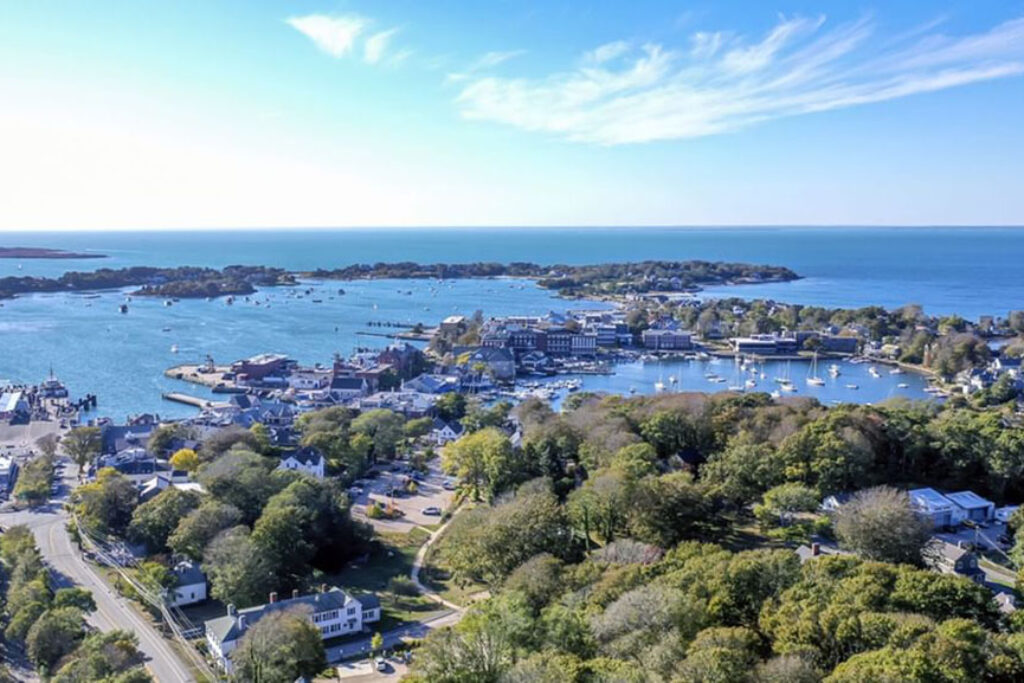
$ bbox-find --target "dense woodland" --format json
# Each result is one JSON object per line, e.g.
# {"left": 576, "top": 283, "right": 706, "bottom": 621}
{"left": 405, "top": 391, "right": 1024, "bottom": 681}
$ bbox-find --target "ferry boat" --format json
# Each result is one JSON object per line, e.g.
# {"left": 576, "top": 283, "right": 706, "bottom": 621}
{"left": 40, "top": 370, "right": 68, "bottom": 399}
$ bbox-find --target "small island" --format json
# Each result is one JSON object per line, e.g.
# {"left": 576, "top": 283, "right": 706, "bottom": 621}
{"left": 305, "top": 260, "right": 800, "bottom": 297}
{"left": 0, "top": 246, "right": 106, "bottom": 259}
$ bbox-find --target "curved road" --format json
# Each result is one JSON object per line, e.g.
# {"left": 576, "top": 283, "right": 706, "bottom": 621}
{"left": 2, "top": 458, "right": 194, "bottom": 682}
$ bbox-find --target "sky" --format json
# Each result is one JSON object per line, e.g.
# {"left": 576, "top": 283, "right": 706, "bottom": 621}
{"left": 1, "top": 0, "right": 1024, "bottom": 230}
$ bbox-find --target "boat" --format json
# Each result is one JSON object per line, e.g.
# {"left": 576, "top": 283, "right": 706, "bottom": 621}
{"left": 745, "top": 379, "right": 757, "bottom": 389}
{"left": 118, "top": 304, "right": 128, "bottom": 314}
{"left": 806, "top": 352, "right": 825, "bottom": 386}
{"left": 654, "top": 381, "right": 666, "bottom": 392}
{"left": 868, "top": 366, "right": 881, "bottom": 378}
{"left": 780, "top": 381, "right": 797, "bottom": 392}
{"left": 728, "top": 385, "right": 745, "bottom": 391}
{"left": 170, "top": 344, "right": 179, "bottom": 353}
{"left": 770, "top": 390, "right": 782, "bottom": 399}
{"left": 828, "top": 364, "right": 841, "bottom": 377}
{"left": 164, "top": 300, "right": 173, "bottom": 307}
{"left": 889, "top": 367, "right": 904, "bottom": 375}
{"left": 628, "top": 386, "right": 636, "bottom": 394}
{"left": 897, "top": 382, "right": 909, "bottom": 388}
{"left": 845, "top": 383, "right": 859, "bottom": 390}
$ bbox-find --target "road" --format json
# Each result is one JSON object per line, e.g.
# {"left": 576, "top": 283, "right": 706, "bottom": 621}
{"left": 1, "top": 458, "right": 195, "bottom": 683}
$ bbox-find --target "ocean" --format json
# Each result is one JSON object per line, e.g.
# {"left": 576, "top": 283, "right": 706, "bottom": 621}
{"left": 0, "top": 227, "right": 1019, "bottom": 419}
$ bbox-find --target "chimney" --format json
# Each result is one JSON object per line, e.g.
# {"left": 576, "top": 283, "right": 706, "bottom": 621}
{"left": 227, "top": 604, "right": 236, "bottom": 617}
{"left": 292, "top": 589, "right": 300, "bottom": 600}
{"left": 238, "top": 615, "right": 247, "bottom": 629}
{"left": 269, "top": 592, "right": 277, "bottom": 604}
{"left": 957, "top": 541, "right": 964, "bottom": 549}
{"left": 811, "top": 543, "right": 820, "bottom": 557}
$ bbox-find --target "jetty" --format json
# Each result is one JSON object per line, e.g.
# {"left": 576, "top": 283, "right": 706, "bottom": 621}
{"left": 161, "top": 392, "right": 227, "bottom": 409}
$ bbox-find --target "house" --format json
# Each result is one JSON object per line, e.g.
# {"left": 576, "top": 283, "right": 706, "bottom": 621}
{"left": 944, "top": 491, "right": 995, "bottom": 522}
{"left": 794, "top": 542, "right": 850, "bottom": 563}
{"left": 276, "top": 447, "right": 326, "bottom": 479}
{"left": 923, "top": 539, "right": 985, "bottom": 583}
{"left": 97, "top": 447, "right": 157, "bottom": 476}
{"left": 440, "top": 315, "right": 467, "bottom": 334}
{"left": 431, "top": 419, "right": 464, "bottom": 445}
{"left": 167, "top": 560, "right": 207, "bottom": 607}
{"left": 402, "top": 374, "right": 459, "bottom": 394}
{"left": 230, "top": 353, "right": 291, "bottom": 382}
{"left": 205, "top": 587, "right": 380, "bottom": 673}
{"left": 0, "top": 456, "right": 19, "bottom": 493}
{"left": 908, "top": 488, "right": 965, "bottom": 529}
{"left": 461, "top": 347, "right": 516, "bottom": 382}
{"left": 329, "top": 376, "right": 369, "bottom": 402}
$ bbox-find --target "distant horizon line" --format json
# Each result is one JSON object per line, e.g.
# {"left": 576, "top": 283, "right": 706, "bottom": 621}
{"left": 2, "top": 224, "right": 1024, "bottom": 234}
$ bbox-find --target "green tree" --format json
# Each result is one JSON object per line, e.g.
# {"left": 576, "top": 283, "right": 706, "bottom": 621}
{"left": 168, "top": 500, "right": 243, "bottom": 560}
{"left": 202, "top": 526, "right": 275, "bottom": 607}
{"left": 371, "top": 631, "right": 383, "bottom": 654}
{"left": 435, "top": 392, "right": 468, "bottom": 422}
{"left": 169, "top": 448, "right": 199, "bottom": 473}
{"left": 128, "top": 488, "right": 201, "bottom": 553}
{"left": 72, "top": 467, "right": 139, "bottom": 536}
{"left": 26, "top": 607, "right": 86, "bottom": 673}
{"left": 53, "top": 587, "right": 96, "bottom": 613}
{"left": 442, "top": 427, "right": 515, "bottom": 501}
{"left": 834, "top": 486, "right": 931, "bottom": 565}
{"left": 351, "top": 409, "right": 405, "bottom": 461}
{"left": 233, "top": 607, "right": 326, "bottom": 683}
{"left": 61, "top": 426, "right": 102, "bottom": 474}
{"left": 51, "top": 630, "right": 149, "bottom": 682}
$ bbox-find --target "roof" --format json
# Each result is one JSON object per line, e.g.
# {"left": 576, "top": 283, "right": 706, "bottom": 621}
{"left": 908, "top": 487, "right": 955, "bottom": 512}
{"left": 206, "top": 587, "right": 361, "bottom": 646}
{"left": 944, "top": 490, "right": 994, "bottom": 510}
{"left": 354, "top": 593, "right": 380, "bottom": 610}
{"left": 0, "top": 392, "right": 25, "bottom": 413}
{"left": 173, "top": 561, "right": 206, "bottom": 587}
{"left": 431, "top": 418, "right": 463, "bottom": 435}
{"left": 282, "top": 446, "right": 323, "bottom": 466}
{"left": 331, "top": 376, "right": 366, "bottom": 390}
{"left": 925, "top": 538, "right": 974, "bottom": 564}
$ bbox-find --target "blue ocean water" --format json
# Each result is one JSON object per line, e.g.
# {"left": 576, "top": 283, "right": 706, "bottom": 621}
{"left": 0, "top": 227, "right": 1019, "bottom": 418}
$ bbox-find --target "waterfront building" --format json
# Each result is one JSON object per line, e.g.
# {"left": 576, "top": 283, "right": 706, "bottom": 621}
{"left": 230, "top": 353, "right": 292, "bottom": 382}
{"left": 642, "top": 329, "right": 692, "bottom": 351}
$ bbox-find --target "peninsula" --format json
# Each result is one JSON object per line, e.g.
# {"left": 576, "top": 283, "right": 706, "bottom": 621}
{"left": 0, "top": 246, "right": 106, "bottom": 259}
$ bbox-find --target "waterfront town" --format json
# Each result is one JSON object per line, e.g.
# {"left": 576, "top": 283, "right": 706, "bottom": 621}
{"left": 4, "top": 279, "right": 1024, "bottom": 681}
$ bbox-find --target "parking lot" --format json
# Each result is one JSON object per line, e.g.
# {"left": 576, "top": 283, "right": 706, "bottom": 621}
{"left": 935, "top": 519, "right": 1013, "bottom": 557}
{"left": 349, "top": 458, "right": 455, "bottom": 533}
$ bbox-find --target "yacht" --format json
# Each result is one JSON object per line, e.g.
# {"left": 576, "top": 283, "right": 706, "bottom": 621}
{"left": 780, "top": 381, "right": 797, "bottom": 393}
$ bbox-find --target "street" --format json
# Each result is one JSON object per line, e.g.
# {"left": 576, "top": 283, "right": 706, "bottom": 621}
{"left": 1, "top": 457, "right": 195, "bottom": 683}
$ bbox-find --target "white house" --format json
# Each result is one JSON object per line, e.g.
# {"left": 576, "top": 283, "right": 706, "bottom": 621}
{"left": 205, "top": 587, "right": 380, "bottom": 673}
{"left": 431, "top": 418, "right": 464, "bottom": 446}
{"left": 944, "top": 491, "right": 996, "bottom": 522}
{"left": 908, "top": 488, "right": 965, "bottom": 529}
{"left": 167, "top": 560, "right": 207, "bottom": 607}
{"left": 276, "top": 447, "right": 326, "bottom": 479}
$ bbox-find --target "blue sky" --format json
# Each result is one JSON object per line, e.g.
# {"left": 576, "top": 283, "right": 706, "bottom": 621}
{"left": 1, "top": 0, "right": 1023, "bottom": 229}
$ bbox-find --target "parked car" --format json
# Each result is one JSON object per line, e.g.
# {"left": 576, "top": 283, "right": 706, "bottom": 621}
{"left": 963, "top": 520, "right": 979, "bottom": 530}
{"left": 375, "top": 657, "right": 388, "bottom": 672}
{"left": 442, "top": 480, "right": 456, "bottom": 491}
{"left": 423, "top": 506, "right": 442, "bottom": 516}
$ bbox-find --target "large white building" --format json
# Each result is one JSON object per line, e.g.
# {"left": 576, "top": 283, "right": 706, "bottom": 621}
{"left": 205, "top": 587, "right": 380, "bottom": 673}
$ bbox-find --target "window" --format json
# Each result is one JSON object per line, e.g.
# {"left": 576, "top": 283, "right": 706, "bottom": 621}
{"left": 347, "top": 606, "right": 355, "bottom": 615}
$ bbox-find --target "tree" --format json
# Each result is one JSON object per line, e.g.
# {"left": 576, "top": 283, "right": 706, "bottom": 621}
{"left": 72, "top": 467, "right": 139, "bottom": 536}
{"left": 168, "top": 500, "right": 243, "bottom": 561}
{"left": 36, "top": 433, "right": 60, "bottom": 459}
{"left": 371, "top": 631, "right": 383, "bottom": 654}
{"left": 627, "top": 472, "right": 711, "bottom": 548}
{"left": 61, "top": 426, "right": 102, "bottom": 474}
{"left": 755, "top": 482, "right": 819, "bottom": 528}
{"left": 51, "top": 630, "right": 149, "bottom": 682}
{"left": 128, "top": 488, "right": 200, "bottom": 553}
{"left": 351, "top": 409, "right": 405, "bottom": 460}
{"left": 435, "top": 392, "right": 468, "bottom": 422}
{"left": 203, "top": 526, "right": 275, "bottom": 607}
{"left": 502, "top": 553, "right": 563, "bottom": 613}
{"left": 196, "top": 449, "right": 286, "bottom": 525}
{"left": 53, "top": 587, "right": 96, "bottom": 613}
{"left": 147, "top": 423, "right": 186, "bottom": 457}
{"left": 403, "top": 417, "right": 433, "bottom": 440}
{"left": 442, "top": 428, "right": 515, "bottom": 501}
{"left": 834, "top": 486, "right": 931, "bottom": 565}
{"left": 26, "top": 607, "right": 86, "bottom": 673}
{"left": 567, "top": 471, "right": 628, "bottom": 546}
{"left": 233, "top": 607, "right": 326, "bottom": 683}
{"left": 169, "top": 448, "right": 199, "bottom": 473}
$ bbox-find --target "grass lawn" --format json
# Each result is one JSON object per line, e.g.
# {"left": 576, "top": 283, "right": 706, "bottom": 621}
{"left": 418, "top": 547, "right": 486, "bottom": 608}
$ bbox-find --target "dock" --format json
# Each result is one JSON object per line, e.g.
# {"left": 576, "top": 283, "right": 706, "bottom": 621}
{"left": 161, "top": 392, "right": 227, "bottom": 409}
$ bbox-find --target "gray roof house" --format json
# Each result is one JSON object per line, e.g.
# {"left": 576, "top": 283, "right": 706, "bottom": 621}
{"left": 205, "top": 587, "right": 380, "bottom": 673}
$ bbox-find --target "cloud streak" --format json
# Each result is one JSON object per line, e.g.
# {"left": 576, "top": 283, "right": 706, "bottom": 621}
{"left": 455, "top": 14, "right": 1024, "bottom": 144}
{"left": 288, "top": 14, "right": 403, "bottom": 66}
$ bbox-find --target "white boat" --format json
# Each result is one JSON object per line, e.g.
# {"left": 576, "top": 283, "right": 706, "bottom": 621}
{"left": 868, "top": 366, "right": 881, "bottom": 378}
{"left": 828, "top": 364, "right": 841, "bottom": 377}
{"left": 807, "top": 352, "right": 825, "bottom": 386}
{"left": 170, "top": 344, "right": 179, "bottom": 353}
{"left": 745, "top": 379, "right": 757, "bottom": 389}
{"left": 845, "top": 383, "right": 859, "bottom": 390}
{"left": 654, "top": 381, "right": 666, "bottom": 392}
{"left": 889, "top": 368, "right": 904, "bottom": 375}
{"left": 728, "top": 385, "right": 745, "bottom": 391}
{"left": 897, "top": 382, "right": 909, "bottom": 388}
{"left": 770, "top": 390, "right": 782, "bottom": 399}
{"left": 780, "top": 381, "right": 797, "bottom": 392}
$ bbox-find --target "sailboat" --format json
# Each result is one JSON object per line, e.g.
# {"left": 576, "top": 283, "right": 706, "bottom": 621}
{"left": 806, "top": 352, "right": 825, "bottom": 386}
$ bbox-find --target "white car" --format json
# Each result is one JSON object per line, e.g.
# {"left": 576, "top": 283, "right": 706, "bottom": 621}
{"left": 375, "top": 657, "right": 388, "bottom": 672}
{"left": 423, "top": 506, "right": 442, "bottom": 516}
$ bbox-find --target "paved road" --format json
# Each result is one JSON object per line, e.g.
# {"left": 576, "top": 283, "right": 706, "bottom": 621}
{"left": 1, "top": 458, "right": 195, "bottom": 683}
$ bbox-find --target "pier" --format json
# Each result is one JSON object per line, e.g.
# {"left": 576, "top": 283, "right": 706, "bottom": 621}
{"left": 161, "top": 392, "right": 227, "bottom": 409}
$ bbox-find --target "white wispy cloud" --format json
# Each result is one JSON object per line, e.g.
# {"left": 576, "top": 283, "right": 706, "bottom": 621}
{"left": 446, "top": 50, "right": 527, "bottom": 84}
{"left": 287, "top": 14, "right": 404, "bottom": 66}
{"left": 455, "top": 14, "right": 1024, "bottom": 144}
{"left": 287, "top": 14, "right": 368, "bottom": 58}
{"left": 365, "top": 27, "right": 400, "bottom": 64}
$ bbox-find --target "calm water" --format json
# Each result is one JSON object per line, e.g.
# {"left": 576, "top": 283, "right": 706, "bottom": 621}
{"left": 1, "top": 227, "right": 1017, "bottom": 418}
